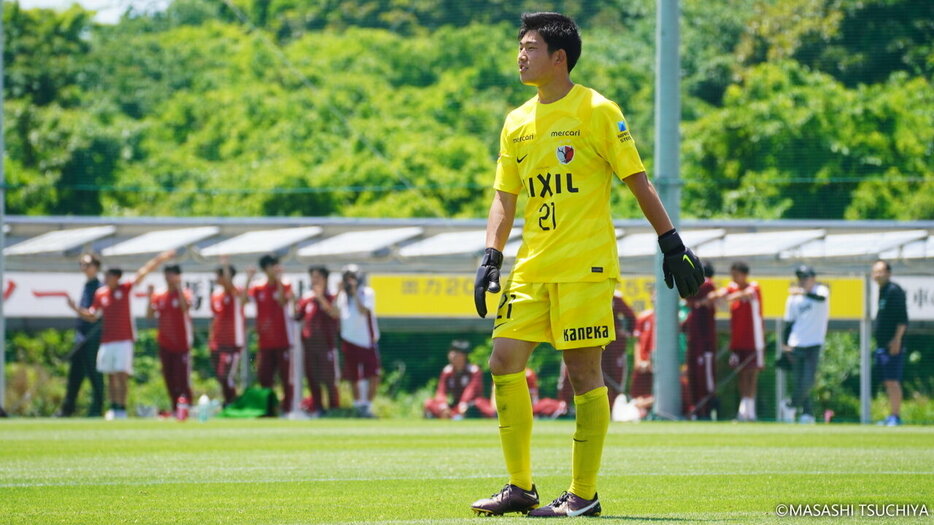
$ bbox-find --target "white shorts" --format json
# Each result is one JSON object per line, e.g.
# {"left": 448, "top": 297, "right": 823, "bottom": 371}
{"left": 97, "top": 340, "right": 134, "bottom": 374}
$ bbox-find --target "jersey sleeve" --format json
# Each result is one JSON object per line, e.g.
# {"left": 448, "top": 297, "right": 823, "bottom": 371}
{"left": 784, "top": 296, "right": 795, "bottom": 322}
{"left": 592, "top": 99, "right": 646, "bottom": 181}
{"left": 363, "top": 288, "right": 376, "bottom": 312}
{"left": 90, "top": 289, "right": 103, "bottom": 313}
{"left": 492, "top": 120, "right": 522, "bottom": 195}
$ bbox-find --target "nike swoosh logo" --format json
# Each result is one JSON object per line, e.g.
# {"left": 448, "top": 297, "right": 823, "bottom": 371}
{"left": 517, "top": 154, "right": 528, "bottom": 163}
{"left": 494, "top": 323, "right": 507, "bottom": 330}
{"left": 682, "top": 254, "right": 695, "bottom": 269}
{"left": 567, "top": 499, "right": 600, "bottom": 517}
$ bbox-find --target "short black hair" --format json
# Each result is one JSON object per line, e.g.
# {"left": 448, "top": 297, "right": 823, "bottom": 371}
{"left": 215, "top": 264, "right": 236, "bottom": 278}
{"left": 308, "top": 266, "right": 329, "bottom": 279}
{"left": 875, "top": 259, "right": 892, "bottom": 273}
{"left": 730, "top": 261, "right": 750, "bottom": 275}
{"left": 163, "top": 264, "right": 182, "bottom": 275}
{"left": 259, "top": 254, "right": 279, "bottom": 270}
{"left": 106, "top": 268, "right": 123, "bottom": 279}
{"left": 519, "top": 12, "right": 582, "bottom": 73}
{"left": 703, "top": 261, "right": 715, "bottom": 278}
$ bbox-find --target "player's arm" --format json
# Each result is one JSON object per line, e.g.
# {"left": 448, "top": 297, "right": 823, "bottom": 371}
{"left": 804, "top": 285, "right": 828, "bottom": 302}
{"left": 889, "top": 289, "right": 908, "bottom": 354}
{"left": 145, "top": 285, "right": 157, "bottom": 319}
{"left": 219, "top": 258, "right": 238, "bottom": 296}
{"left": 435, "top": 369, "right": 450, "bottom": 401}
{"left": 316, "top": 294, "right": 340, "bottom": 319}
{"left": 74, "top": 291, "right": 103, "bottom": 322}
{"left": 69, "top": 297, "right": 100, "bottom": 322}
{"left": 180, "top": 289, "right": 192, "bottom": 314}
{"left": 624, "top": 173, "right": 703, "bottom": 298}
{"left": 473, "top": 190, "right": 516, "bottom": 317}
{"left": 242, "top": 267, "right": 257, "bottom": 303}
{"left": 133, "top": 250, "right": 175, "bottom": 288}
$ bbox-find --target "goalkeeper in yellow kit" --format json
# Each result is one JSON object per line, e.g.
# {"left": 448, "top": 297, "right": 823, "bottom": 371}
{"left": 471, "top": 12, "right": 704, "bottom": 518}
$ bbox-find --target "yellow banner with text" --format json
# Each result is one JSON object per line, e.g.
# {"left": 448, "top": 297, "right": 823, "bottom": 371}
{"left": 369, "top": 274, "right": 864, "bottom": 319}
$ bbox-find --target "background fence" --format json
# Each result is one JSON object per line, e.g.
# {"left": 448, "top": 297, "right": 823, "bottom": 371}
{"left": 2, "top": 0, "right": 933, "bottom": 419}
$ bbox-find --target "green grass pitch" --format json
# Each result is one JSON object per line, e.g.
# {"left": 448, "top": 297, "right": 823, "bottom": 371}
{"left": 1, "top": 419, "right": 932, "bottom": 524}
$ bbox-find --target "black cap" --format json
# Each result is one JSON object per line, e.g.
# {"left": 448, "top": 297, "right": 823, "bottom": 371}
{"left": 449, "top": 340, "right": 471, "bottom": 353}
{"left": 795, "top": 265, "right": 816, "bottom": 279}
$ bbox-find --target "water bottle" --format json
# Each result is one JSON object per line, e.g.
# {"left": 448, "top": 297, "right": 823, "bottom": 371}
{"left": 198, "top": 395, "right": 211, "bottom": 423}
{"left": 176, "top": 396, "right": 189, "bottom": 421}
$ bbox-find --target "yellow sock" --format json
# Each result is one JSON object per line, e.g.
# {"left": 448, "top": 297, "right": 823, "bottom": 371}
{"left": 492, "top": 371, "right": 533, "bottom": 491}
{"left": 568, "top": 386, "right": 609, "bottom": 500}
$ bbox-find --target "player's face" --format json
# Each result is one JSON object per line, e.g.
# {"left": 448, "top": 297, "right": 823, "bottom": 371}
{"left": 105, "top": 274, "right": 120, "bottom": 288}
{"left": 265, "top": 263, "right": 282, "bottom": 278}
{"left": 731, "top": 270, "right": 748, "bottom": 285}
{"left": 448, "top": 350, "right": 466, "bottom": 371}
{"left": 518, "top": 30, "right": 558, "bottom": 86}
{"left": 310, "top": 271, "right": 326, "bottom": 289}
{"left": 165, "top": 271, "right": 181, "bottom": 287}
{"left": 80, "top": 262, "right": 98, "bottom": 279}
{"left": 798, "top": 276, "right": 815, "bottom": 289}
{"left": 871, "top": 262, "right": 890, "bottom": 285}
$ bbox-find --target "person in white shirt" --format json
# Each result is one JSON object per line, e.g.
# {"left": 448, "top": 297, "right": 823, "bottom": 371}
{"left": 780, "top": 265, "right": 829, "bottom": 423}
{"left": 336, "top": 265, "right": 380, "bottom": 418}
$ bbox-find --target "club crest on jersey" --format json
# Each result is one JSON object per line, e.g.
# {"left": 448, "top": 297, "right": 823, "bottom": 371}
{"left": 556, "top": 145, "right": 575, "bottom": 165}
{"left": 617, "top": 121, "right": 627, "bottom": 132}
{"left": 114, "top": 291, "right": 123, "bottom": 300}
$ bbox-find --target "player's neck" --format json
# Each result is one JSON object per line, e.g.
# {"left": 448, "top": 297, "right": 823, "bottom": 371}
{"left": 536, "top": 77, "right": 574, "bottom": 104}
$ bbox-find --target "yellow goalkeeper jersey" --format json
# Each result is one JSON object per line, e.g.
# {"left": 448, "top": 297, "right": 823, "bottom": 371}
{"left": 494, "top": 84, "right": 646, "bottom": 283}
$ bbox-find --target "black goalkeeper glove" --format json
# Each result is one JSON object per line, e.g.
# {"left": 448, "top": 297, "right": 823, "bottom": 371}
{"left": 658, "top": 229, "right": 704, "bottom": 299}
{"left": 473, "top": 247, "right": 503, "bottom": 318}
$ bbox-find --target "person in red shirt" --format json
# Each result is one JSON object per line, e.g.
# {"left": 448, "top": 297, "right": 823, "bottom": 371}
{"left": 147, "top": 264, "right": 193, "bottom": 413}
{"left": 210, "top": 262, "right": 246, "bottom": 406}
{"left": 630, "top": 308, "right": 655, "bottom": 403}
{"left": 424, "top": 340, "right": 495, "bottom": 419}
{"left": 531, "top": 367, "right": 571, "bottom": 418}
{"left": 684, "top": 262, "right": 718, "bottom": 419}
{"left": 68, "top": 250, "right": 175, "bottom": 420}
{"left": 712, "top": 261, "right": 765, "bottom": 421}
{"left": 247, "top": 254, "right": 295, "bottom": 413}
{"left": 604, "top": 290, "right": 636, "bottom": 408}
{"left": 295, "top": 266, "right": 340, "bottom": 415}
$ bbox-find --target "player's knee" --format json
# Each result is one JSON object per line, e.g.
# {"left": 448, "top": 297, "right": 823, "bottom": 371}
{"left": 488, "top": 351, "right": 521, "bottom": 376}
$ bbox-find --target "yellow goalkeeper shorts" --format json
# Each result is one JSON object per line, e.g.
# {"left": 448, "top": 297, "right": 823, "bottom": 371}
{"left": 491, "top": 279, "right": 616, "bottom": 350}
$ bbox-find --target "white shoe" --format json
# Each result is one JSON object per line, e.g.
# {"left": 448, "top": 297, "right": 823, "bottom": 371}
{"left": 798, "top": 414, "right": 816, "bottom": 424}
{"left": 105, "top": 409, "right": 116, "bottom": 421}
{"left": 780, "top": 401, "right": 796, "bottom": 423}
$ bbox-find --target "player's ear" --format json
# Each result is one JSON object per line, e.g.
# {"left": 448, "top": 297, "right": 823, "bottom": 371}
{"left": 552, "top": 48, "right": 565, "bottom": 67}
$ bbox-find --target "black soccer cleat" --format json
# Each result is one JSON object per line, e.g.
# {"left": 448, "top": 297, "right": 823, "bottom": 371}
{"left": 528, "top": 491, "right": 601, "bottom": 518}
{"left": 470, "top": 483, "right": 540, "bottom": 516}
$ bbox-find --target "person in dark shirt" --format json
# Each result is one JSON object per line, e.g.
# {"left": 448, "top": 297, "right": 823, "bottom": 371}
{"left": 57, "top": 254, "right": 104, "bottom": 417}
{"left": 872, "top": 260, "right": 909, "bottom": 426}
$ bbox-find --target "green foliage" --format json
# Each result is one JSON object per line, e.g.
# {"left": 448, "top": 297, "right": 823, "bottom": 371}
{"left": 2, "top": 0, "right": 932, "bottom": 220}
{"left": 683, "top": 62, "right": 934, "bottom": 219}
{"left": 812, "top": 331, "right": 862, "bottom": 420}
